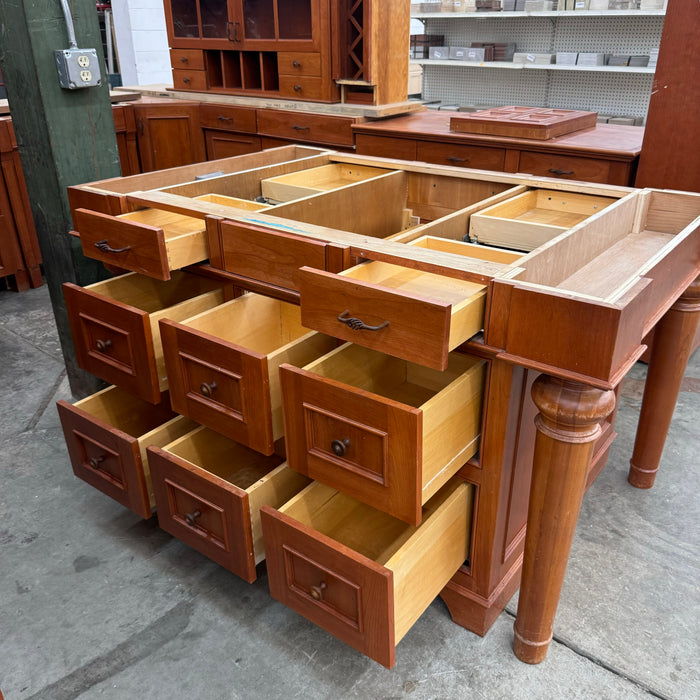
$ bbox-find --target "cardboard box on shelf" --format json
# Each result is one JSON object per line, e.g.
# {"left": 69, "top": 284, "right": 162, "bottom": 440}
{"left": 556, "top": 52, "right": 579, "bottom": 65}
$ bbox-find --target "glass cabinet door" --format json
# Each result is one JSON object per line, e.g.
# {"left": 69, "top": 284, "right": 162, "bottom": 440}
{"left": 168, "top": 0, "right": 231, "bottom": 42}
{"left": 232, "top": 0, "right": 316, "bottom": 47}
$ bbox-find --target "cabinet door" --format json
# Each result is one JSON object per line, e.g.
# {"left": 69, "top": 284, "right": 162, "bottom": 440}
{"left": 164, "top": 0, "right": 235, "bottom": 49}
{"left": 134, "top": 103, "right": 206, "bottom": 172}
{"left": 229, "top": 0, "right": 322, "bottom": 51}
{"left": 203, "top": 130, "right": 262, "bottom": 159}
{"left": 0, "top": 170, "right": 23, "bottom": 280}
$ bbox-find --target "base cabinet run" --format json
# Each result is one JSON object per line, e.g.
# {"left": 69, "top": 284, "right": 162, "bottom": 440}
{"left": 58, "top": 146, "right": 700, "bottom": 668}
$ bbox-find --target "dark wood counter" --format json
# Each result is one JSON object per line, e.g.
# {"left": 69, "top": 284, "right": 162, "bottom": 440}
{"left": 354, "top": 110, "right": 644, "bottom": 186}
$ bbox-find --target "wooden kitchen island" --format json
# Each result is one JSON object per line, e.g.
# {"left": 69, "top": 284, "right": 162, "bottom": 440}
{"left": 58, "top": 146, "right": 699, "bottom": 668}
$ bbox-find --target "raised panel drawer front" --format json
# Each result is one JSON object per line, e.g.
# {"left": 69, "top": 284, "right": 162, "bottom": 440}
{"left": 160, "top": 293, "right": 337, "bottom": 454}
{"left": 218, "top": 221, "right": 343, "bottom": 292}
{"left": 64, "top": 272, "right": 226, "bottom": 403}
{"left": 298, "top": 262, "right": 487, "bottom": 371}
{"left": 74, "top": 207, "right": 209, "bottom": 281}
{"left": 261, "top": 479, "right": 474, "bottom": 668}
{"left": 256, "top": 110, "right": 356, "bottom": 147}
{"left": 517, "top": 151, "right": 611, "bottom": 184}
{"left": 280, "top": 343, "right": 485, "bottom": 525}
{"left": 56, "top": 386, "right": 194, "bottom": 518}
{"left": 416, "top": 141, "right": 506, "bottom": 172}
{"left": 148, "top": 426, "right": 308, "bottom": 582}
{"left": 199, "top": 104, "right": 257, "bottom": 133}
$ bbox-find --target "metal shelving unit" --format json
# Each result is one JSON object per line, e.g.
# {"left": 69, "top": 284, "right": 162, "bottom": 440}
{"left": 412, "top": 10, "right": 665, "bottom": 119}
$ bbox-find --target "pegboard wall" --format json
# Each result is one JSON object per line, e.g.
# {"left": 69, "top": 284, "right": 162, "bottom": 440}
{"left": 415, "top": 14, "right": 665, "bottom": 118}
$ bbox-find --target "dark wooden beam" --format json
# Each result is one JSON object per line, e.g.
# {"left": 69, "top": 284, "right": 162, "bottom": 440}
{"left": 0, "top": 0, "right": 122, "bottom": 397}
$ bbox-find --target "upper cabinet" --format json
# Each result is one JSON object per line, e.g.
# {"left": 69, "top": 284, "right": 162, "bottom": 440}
{"left": 163, "top": 0, "right": 409, "bottom": 105}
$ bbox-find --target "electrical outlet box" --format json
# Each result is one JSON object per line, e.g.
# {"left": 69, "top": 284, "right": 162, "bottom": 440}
{"left": 54, "top": 48, "right": 102, "bottom": 90}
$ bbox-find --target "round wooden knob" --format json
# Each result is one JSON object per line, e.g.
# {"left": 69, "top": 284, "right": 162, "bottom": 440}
{"left": 331, "top": 438, "right": 350, "bottom": 457}
{"left": 310, "top": 582, "right": 327, "bottom": 601}
{"left": 184, "top": 510, "right": 201, "bottom": 526}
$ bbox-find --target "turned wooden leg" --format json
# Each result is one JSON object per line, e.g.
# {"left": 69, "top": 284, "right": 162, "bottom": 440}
{"left": 513, "top": 375, "right": 615, "bottom": 664}
{"left": 629, "top": 277, "right": 700, "bottom": 489}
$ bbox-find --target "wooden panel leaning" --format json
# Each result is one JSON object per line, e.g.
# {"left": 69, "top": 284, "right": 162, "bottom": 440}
{"left": 160, "top": 293, "right": 337, "bottom": 455}
{"left": 148, "top": 426, "right": 309, "bottom": 582}
{"left": 57, "top": 386, "right": 195, "bottom": 519}
{"left": 261, "top": 478, "right": 473, "bottom": 668}
{"left": 280, "top": 343, "right": 485, "bottom": 525}
{"left": 64, "top": 271, "right": 228, "bottom": 403}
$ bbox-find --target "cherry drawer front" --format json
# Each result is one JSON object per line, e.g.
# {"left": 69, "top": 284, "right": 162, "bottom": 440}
{"left": 217, "top": 221, "right": 348, "bottom": 292}
{"left": 280, "top": 343, "right": 485, "bottom": 525}
{"left": 298, "top": 261, "right": 487, "bottom": 371}
{"left": 148, "top": 426, "right": 308, "bottom": 582}
{"left": 257, "top": 110, "right": 356, "bottom": 148}
{"left": 172, "top": 69, "right": 208, "bottom": 92}
{"left": 277, "top": 53, "right": 322, "bottom": 77}
{"left": 57, "top": 386, "right": 194, "bottom": 519}
{"left": 416, "top": 141, "right": 506, "bottom": 171}
{"left": 160, "top": 293, "right": 337, "bottom": 454}
{"left": 74, "top": 207, "right": 208, "bottom": 281}
{"left": 170, "top": 49, "right": 206, "bottom": 71}
{"left": 64, "top": 272, "right": 226, "bottom": 404}
{"left": 279, "top": 76, "right": 324, "bottom": 101}
{"left": 200, "top": 103, "right": 257, "bottom": 133}
{"left": 261, "top": 479, "right": 473, "bottom": 668}
{"left": 517, "top": 151, "right": 612, "bottom": 184}
{"left": 355, "top": 134, "right": 418, "bottom": 162}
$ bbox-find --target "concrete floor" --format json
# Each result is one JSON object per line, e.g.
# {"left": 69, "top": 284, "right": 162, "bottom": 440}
{"left": 0, "top": 283, "right": 698, "bottom": 700}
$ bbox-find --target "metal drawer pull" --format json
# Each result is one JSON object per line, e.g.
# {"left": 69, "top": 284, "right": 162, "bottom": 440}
{"left": 331, "top": 438, "right": 350, "bottom": 457}
{"left": 180, "top": 56, "right": 188, "bottom": 63}
{"left": 293, "top": 84, "right": 302, "bottom": 92}
{"left": 184, "top": 510, "right": 201, "bottom": 526}
{"left": 182, "top": 77, "right": 191, "bottom": 84}
{"left": 548, "top": 168, "right": 574, "bottom": 175}
{"left": 94, "top": 240, "right": 131, "bottom": 254}
{"left": 88, "top": 455, "right": 105, "bottom": 469}
{"left": 217, "top": 115, "right": 233, "bottom": 122}
{"left": 310, "top": 582, "right": 327, "bottom": 601}
{"left": 292, "top": 124, "right": 310, "bottom": 130}
{"left": 293, "top": 60, "right": 301, "bottom": 68}
{"left": 337, "top": 310, "right": 389, "bottom": 332}
{"left": 95, "top": 339, "right": 112, "bottom": 352}
{"left": 199, "top": 381, "right": 217, "bottom": 397}
{"left": 447, "top": 156, "right": 468, "bottom": 163}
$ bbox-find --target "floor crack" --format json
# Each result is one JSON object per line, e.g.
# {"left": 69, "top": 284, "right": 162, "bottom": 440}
{"left": 502, "top": 609, "right": 672, "bottom": 699}
{"left": 23, "top": 367, "right": 67, "bottom": 432}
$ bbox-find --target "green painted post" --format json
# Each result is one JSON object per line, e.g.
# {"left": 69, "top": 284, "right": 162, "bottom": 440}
{"left": 0, "top": 0, "right": 123, "bottom": 397}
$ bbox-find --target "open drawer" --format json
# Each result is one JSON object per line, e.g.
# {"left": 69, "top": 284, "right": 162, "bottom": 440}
{"left": 64, "top": 271, "right": 227, "bottom": 403}
{"left": 488, "top": 189, "right": 700, "bottom": 383}
{"left": 280, "top": 344, "right": 485, "bottom": 525}
{"left": 261, "top": 478, "right": 474, "bottom": 668}
{"left": 74, "top": 207, "right": 209, "bottom": 281}
{"left": 298, "top": 261, "right": 488, "bottom": 371}
{"left": 260, "top": 163, "right": 393, "bottom": 203}
{"left": 160, "top": 293, "right": 337, "bottom": 455}
{"left": 148, "top": 426, "right": 308, "bottom": 582}
{"left": 469, "top": 188, "right": 616, "bottom": 252}
{"left": 57, "top": 386, "right": 194, "bottom": 519}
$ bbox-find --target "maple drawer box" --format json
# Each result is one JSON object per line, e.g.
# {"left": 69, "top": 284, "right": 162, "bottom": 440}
{"left": 147, "top": 426, "right": 308, "bottom": 582}
{"left": 57, "top": 386, "right": 195, "bottom": 519}
{"left": 469, "top": 188, "right": 616, "bottom": 251}
{"left": 64, "top": 271, "right": 227, "bottom": 404}
{"left": 280, "top": 343, "right": 485, "bottom": 525}
{"left": 261, "top": 478, "right": 473, "bottom": 668}
{"left": 73, "top": 206, "right": 210, "bottom": 281}
{"left": 160, "top": 293, "right": 337, "bottom": 455}
{"left": 67, "top": 145, "right": 329, "bottom": 216}
{"left": 260, "top": 163, "right": 393, "bottom": 203}
{"left": 297, "top": 260, "right": 489, "bottom": 371}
